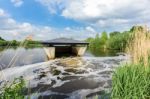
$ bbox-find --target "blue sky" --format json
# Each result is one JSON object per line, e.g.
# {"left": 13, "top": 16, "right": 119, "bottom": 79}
{"left": 0, "top": 0, "right": 84, "bottom": 27}
{"left": 0, "top": 0, "right": 150, "bottom": 40}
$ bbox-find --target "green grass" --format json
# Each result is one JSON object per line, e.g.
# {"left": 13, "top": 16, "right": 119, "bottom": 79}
{"left": 0, "top": 77, "right": 26, "bottom": 99}
{"left": 111, "top": 64, "right": 150, "bottom": 99}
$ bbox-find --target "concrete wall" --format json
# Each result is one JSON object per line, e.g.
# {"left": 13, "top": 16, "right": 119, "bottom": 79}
{"left": 44, "top": 46, "right": 87, "bottom": 59}
{"left": 72, "top": 46, "right": 87, "bottom": 56}
{"left": 44, "top": 47, "right": 55, "bottom": 59}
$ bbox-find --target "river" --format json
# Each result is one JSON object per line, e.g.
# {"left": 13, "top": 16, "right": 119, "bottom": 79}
{"left": 0, "top": 47, "right": 128, "bottom": 99}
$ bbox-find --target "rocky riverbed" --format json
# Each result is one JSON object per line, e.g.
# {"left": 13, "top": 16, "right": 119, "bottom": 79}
{"left": 0, "top": 56, "right": 128, "bottom": 99}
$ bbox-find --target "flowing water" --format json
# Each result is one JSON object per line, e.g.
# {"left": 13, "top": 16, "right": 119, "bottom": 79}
{"left": 0, "top": 47, "right": 128, "bottom": 99}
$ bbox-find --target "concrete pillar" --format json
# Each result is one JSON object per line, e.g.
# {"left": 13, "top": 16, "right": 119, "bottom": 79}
{"left": 72, "top": 46, "right": 87, "bottom": 56}
{"left": 44, "top": 47, "right": 55, "bottom": 59}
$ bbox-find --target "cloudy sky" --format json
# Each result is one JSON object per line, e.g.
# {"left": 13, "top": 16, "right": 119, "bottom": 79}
{"left": 0, "top": 0, "right": 150, "bottom": 40}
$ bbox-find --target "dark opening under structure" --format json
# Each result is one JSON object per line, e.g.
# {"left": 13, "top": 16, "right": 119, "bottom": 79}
{"left": 41, "top": 38, "right": 89, "bottom": 59}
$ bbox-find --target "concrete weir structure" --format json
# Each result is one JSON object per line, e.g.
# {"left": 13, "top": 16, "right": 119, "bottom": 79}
{"left": 41, "top": 38, "right": 89, "bottom": 59}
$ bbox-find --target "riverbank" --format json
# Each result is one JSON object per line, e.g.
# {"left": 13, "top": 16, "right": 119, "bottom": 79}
{"left": 0, "top": 56, "right": 128, "bottom": 99}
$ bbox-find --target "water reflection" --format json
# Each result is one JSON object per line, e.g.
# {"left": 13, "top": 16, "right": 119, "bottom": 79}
{"left": 0, "top": 47, "right": 47, "bottom": 70}
{"left": 0, "top": 47, "right": 120, "bottom": 70}
{"left": 88, "top": 49, "right": 120, "bottom": 57}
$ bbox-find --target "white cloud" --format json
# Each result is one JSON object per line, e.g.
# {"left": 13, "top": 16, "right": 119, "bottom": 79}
{"left": 0, "top": 8, "right": 96, "bottom": 40}
{"left": 0, "top": 9, "right": 9, "bottom": 17}
{"left": 0, "top": 9, "right": 5, "bottom": 17}
{"left": 11, "top": 0, "right": 23, "bottom": 7}
{"left": 62, "top": 0, "right": 150, "bottom": 20}
{"left": 35, "top": 0, "right": 67, "bottom": 14}
{"left": 36, "top": 0, "right": 150, "bottom": 31}
{"left": 85, "top": 26, "right": 95, "bottom": 33}
{"left": 69, "top": 0, "right": 150, "bottom": 30}
{"left": 65, "top": 27, "right": 71, "bottom": 31}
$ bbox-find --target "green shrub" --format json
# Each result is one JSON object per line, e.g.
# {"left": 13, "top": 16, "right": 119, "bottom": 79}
{"left": 0, "top": 77, "right": 26, "bottom": 99}
{"left": 0, "top": 40, "right": 9, "bottom": 46}
{"left": 107, "top": 31, "right": 130, "bottom": 51}
{"left": 0, "top": 36, "right": 5, "bottom": 41}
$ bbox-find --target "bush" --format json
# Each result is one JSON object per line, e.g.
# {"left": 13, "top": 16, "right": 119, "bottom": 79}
{"left": 87, "top": 32, "right": 108, "bottom": 52}
{"left": 107, "top": 31, "right": 130, "bottom": 51}
{"left": 0, "top": 77, "right": 26, "bottom": 99}
{"left": 0, "top": 36, "right": 5, "bottom": 41}
{"left": 86, "top": 29, "right": 132, "bottom": 52}
{"left": 0, "top": 40, "right": 9, "bottom": 46}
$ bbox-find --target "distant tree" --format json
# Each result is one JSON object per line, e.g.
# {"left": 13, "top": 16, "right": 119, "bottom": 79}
{"left": 107, "top": 31, "right": 130, "bottom": 50}
{"left": 0, "top": 40, "right": 8, "bottom": 46}
{"left": 109, "top": 31, "right": 120, "bottom": 37}
{"left": 0, "top": 36, "right": 5, "bottom": 41}
{"left": 94, "top": 34, "right": 101, "bottom": 50}
{"left": 11, "top": 40, "right": 18, "bottom": 46}
{"left": 85, "top": 37, "right": 94, "bottom": 43}
{"left": 89, "top": 38, "right": 95, "bottom": 51}
{"left": 100, "top": 31, "right": 108, "bottom": 45}
{"left": 87, "top": 25, "right": 147, "bottom": 52}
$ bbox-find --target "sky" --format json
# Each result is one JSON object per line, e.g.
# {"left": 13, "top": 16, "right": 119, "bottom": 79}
{"left": 0, "top": 0, "right": 150, "bottom": 40}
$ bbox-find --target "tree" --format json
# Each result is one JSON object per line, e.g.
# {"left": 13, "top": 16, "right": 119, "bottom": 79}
{"left": 0, "top": 36, "right": 5, "bottom": 41}
{"left": 107, "top": 31, "right": 130, "bottom": 50}
{"left": 11, "top": 40, "right": 18, "bottom": 46}
{"left": 109, "top": 31, "right": 120, "bottom": 37}
{"left": 85, "top": 37, "right": 94, "bottom": 43}
{"left": 94, "top": 34, "right": 101, "bottom": 50}
{"left": 100, "top": 31, "right": 108, "bottom": 45}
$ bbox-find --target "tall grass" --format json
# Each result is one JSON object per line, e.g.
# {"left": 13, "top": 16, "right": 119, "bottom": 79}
{"left": 0, "top": 39, "right": 31, "bottom": 99}
{"left": 112, "top": 64, "right": 150, "bottom": 98}
{"left": 0, "top": 77, "right": 26, "bottom": 99}
{"left": 127, "top": 26, "right": 150, "bottom": 67}
{"left": 112, "top": 26, "right": 150, "bottom": 98}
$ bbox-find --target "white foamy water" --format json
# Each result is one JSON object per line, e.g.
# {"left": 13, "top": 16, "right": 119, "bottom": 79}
{"left": 0, "top": 56, "right": 129, "bottom": 99}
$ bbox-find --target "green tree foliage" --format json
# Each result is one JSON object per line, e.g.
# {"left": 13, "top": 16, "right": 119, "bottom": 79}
{"left": 0, "top": 36, "right": 5, "bottom": 41}
{"left": 109, "top": 31, "right": 120, "bottom": 37}
{"left": 25, "top": 40, "right": 43, "bottom": 47}
{"left": 89, "top": 34, "right": 101, "bottom": 51}
{"left": 94, "top": 34, "right": 101, "bottom": 50}
{"left": 0, "top": 37, "right": 7, "bottom": 46}
{"left": 87, "top": 32, "right": 109, "bottom": 52}
{"left": 0, "top": 38, "right": 42, "bottom": 47}
{"left": 85, "top": 37, "right": 94, "bottom": 43}
{"left": 0, "top": 41, "right": 8, "bottom": 46}
{"left": 107, "top": 31, "right": 130, "bottom": 50}
{"left": 101, "top": 31, "right": 108, "bottom": 42}
{"left": 86, "top": 26, "right": 143, "bottom": 52}
{"left": 12, "top": 40, "right": 19, "bottom": 46}
{"left": 100, "top": 31, "right": 108, "bottom": 49}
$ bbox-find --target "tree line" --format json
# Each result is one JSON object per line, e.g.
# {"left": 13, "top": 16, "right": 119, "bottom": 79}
{"left": 0, "top": 37, "right": 42, "bottom": 47}
{"left": 86, "top": 26, "right": 146, "bottom": 52}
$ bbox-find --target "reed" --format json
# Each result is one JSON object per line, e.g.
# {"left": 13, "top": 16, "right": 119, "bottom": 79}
{"left": 127, "top": 26, "right": 150, "bottom": 67}
{"left": 112, "top": 26, "right": 150, "bottom": 98}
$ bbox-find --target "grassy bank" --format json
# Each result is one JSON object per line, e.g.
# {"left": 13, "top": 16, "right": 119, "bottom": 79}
{"left": 111, "top": 26, "right": 150, "bottom": 98}
{"left": 0, "top": 77, "right": 26, "bottom": 99}
{"left": 112, "top": 64, "right": 150, "bottom": 98}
